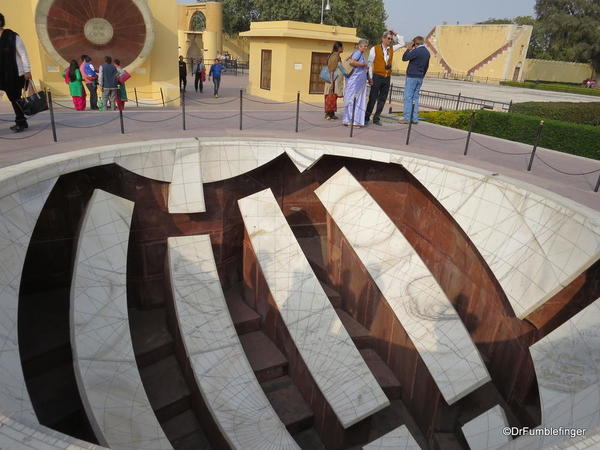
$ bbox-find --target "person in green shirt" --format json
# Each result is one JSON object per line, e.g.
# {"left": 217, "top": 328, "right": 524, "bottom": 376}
{"left": 63, "top": 59, "right": 86, "bottom": 110}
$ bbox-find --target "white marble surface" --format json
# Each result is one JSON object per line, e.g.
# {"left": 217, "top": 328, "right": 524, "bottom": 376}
{"left": 315, "top": 167, "right": 490, "bottom": 405}
{"left": 168, "top": 147, "right": 206, "bottom": 213}
{"left": 71, "top": 189, "right": 171, "bottom": 450}
{"left": 0, "top": 178, "right": 56, "bottom": 423}
{"left": 363, "top": 425, "right": 421, "bottom": 449}
{"left": 167, "top": 235, "right": 298, "bottom": 450}
{"left": 238, "top": 188, "right": 389, "bottom": 428}
{"left": 0, "top": 415, "right": 105, "bottom": 450}
{"left": 462, "top": 405, "right": 511, "bottom": 450}
{"left": 394, "top": 156, "right": 600, "bottom": 319}
{"left": 503, "top": 298, "right": 600, "bottom": 449}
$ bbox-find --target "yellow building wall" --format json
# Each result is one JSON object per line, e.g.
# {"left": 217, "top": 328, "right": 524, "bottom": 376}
{"left": 2, "top": 0, "right": 179, "bottom": 103}
{"left": 177, "top": 2, "right": 223, "bottom": 65}
{"left": 223, "top": 35, "right": 250, "bottom": 62}
{"left": 524, "top": 59, "right": 593, "bottom": 83}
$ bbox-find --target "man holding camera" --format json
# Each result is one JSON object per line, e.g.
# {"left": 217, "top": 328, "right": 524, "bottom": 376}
{"left": 400, "top": 36, "right": 430, "bottom": 124}
{"left": 365, "top": 30, "right": 404, "bottom": 126}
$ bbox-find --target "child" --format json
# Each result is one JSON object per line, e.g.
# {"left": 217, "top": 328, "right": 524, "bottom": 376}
{"left": 208, "top": 59, "right": 225, "bottom": 97}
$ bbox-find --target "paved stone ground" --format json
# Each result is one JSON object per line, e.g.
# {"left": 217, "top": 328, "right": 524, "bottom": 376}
{"left": 1, "top": 74, "right": 599, "bottom": 211}
{"left": 391, "top": 76, "right": 600, "bottom": 104}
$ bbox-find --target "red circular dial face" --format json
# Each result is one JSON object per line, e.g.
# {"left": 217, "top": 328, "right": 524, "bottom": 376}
{"left": 45, "top": 0, "right": 147, "bottom": 67}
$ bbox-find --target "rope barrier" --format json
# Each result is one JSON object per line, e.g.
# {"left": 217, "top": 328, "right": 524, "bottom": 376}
{"left": 186, "top": 112, "right": 239, "bottom": 120}
{"left": 470, "top": 137, "right": 531, "bottom": 156}
{"left": 124, "top": 113, "right": 181, "bottom": 123}
{"left": 52, "top": 101, "right": 78, "bottom": 110}
{"left": 56, "top": 115, "right": 120, "bottom": 128}
{"left": 535, "top": 154, "right": 600, "bottom": 176}
{"left": 0, "top": 116, "right": 16, "bottom": 122}
{"left": 299, "top": 100, "right": 323, "bottom": 109}
{"left": 0, "top": 124, "right": 50, "bottom": 140}
{"left": 298, "top": 117, "right": 340, "bottom": 129}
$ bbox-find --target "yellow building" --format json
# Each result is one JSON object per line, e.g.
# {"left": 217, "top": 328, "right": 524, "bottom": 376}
{"left": 524, "top": 59, "right": 593, "bottom": 83}
{"left": 177, "top": 1, "right": 223, "bottom": 66}
{"left": 394, "top": 24, "right": 533, "bottom": 82}
{"left": 2, "top": 0, "right": 180, "bottom": 102}
{"left": 240, "top": 21, "right": 359, "bottom": 102}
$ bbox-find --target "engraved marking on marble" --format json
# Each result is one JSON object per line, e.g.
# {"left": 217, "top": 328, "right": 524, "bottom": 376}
{"left": 0, "top": 178, "right": 56, "bottom": 423}
{"left": 396, "top": 157, "right": 600, "bottom": 319}
{"left": 84, "top": 18, "right": 114, "bottom": 45}
{"left": 71, "top": 190, "right": 171, "bottom": 450}
{"left": 504, "top": 298, "right": 600, "bottom": 449}
{"left": 363, "top": 425, "right": 422, "bottom": 449}
{"left": 462, "top": 405, "right": 510, "bottom": 450}
{"left": 168, "top": 235, "right": 298, "bottom": 449}
{"left": 238, "top": 188, "right": 389, "bottom": 428}
{"left": 315, "top": 167, "right": 490, "bottom": 404}
{"left": 168, "top": 148, "right": 205, "bottom": 213}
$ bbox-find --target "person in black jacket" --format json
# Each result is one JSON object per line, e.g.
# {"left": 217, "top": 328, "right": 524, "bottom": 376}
{"left": 0, "top": 13, "right": 32, "bottom": 132}
{"left": 179, "top": 56, "right": 187, "bottom": 91}
{"left": 400, "top": 36, "right": 430, "bottom": 124}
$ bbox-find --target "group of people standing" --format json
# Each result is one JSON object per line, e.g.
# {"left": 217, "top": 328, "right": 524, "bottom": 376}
{"left": 179, "top": 56, "right": 226, "bottom": 97}
{"left": 324, "top": 30, "right": 431, "bottom": 128}
{"left": 66, "top": 54, "right": 128, "bottom": 111}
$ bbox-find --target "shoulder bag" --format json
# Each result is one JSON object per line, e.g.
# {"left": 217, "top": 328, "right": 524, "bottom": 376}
{"left": 16, "top": 80, "right": 48, "bottom": 117}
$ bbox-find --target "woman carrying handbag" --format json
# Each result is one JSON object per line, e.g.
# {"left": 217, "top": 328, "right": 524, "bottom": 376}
{"left": 323, "top": 41, "right": 344, "bottom": 120}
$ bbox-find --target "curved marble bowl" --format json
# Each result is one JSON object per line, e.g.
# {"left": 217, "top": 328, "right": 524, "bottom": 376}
{"left": 0, "top": 139, "right": 598, "bottom": 450}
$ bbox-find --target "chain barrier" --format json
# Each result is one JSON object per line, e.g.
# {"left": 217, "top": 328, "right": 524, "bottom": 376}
{"left": 186, "top": 112, "right": 239, "bottom": 121}
{"left": 470, "top": 137, "right": 531, "bottom": 156}
{"left": 411, "top": 128, "right": 467, "bottom": 141}
{"left": 51, "top": 100, "right": 78, "bottom": 110}
{"left": 535, "top": 154, "right": 600, "bottom": 176}
{"left": 187, "top": 97, "right": 238, "bottom": 105}
{"left": 0, "top": 124, "right": 51, "bottom": 140}
{"left": 242, "top": 96, "right": 296, "bottom": 105}
{"left": 56, "top": 115, "right": 120, "bottom": 128}
{"left": 124, "top": 113, "right": 181, "bottom": 123}
{"left": 298, "top": 117, "right": 340, "bottom": 129}
{"left": 0, "top": 116, "right": 16, "bottom": 122}
{"left": 243, "top": 113, "right": 296, "bottom": 122}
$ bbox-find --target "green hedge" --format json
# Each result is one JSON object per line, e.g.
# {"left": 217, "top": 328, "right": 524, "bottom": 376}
{"left": 500, "top": 81, "right": 600, "bottom": 97}
{"left": 510, "top": 102, "right": 600, "bottom": 126}
{"left": 420, "top": 110, "right": 600, "bottom": 160}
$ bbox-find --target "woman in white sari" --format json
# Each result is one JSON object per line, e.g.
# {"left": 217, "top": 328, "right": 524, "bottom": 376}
{"left": 342, "top": 39, "right": 369, "bottom": 127}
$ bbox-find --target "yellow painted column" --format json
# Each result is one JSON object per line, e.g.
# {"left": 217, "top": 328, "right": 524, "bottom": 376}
{"left": 205, "top": 1, "right": 223, "bottom": 58}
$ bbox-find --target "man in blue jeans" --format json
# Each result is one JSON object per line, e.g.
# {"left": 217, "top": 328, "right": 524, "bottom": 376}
{"left": 208, "top": 59, "right": 225, "bottom": 97}
{"left": 400, "top": 36, "right": 430, "bottom": 124}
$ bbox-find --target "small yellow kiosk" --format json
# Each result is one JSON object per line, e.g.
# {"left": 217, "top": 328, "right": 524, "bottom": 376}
{"left": 240, "top": 21, "right": 359, "bottom": 102}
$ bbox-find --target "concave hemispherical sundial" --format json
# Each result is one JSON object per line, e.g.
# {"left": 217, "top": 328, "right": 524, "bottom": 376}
{"left": 35, "top": 0, "right": 154, "bottom": 71}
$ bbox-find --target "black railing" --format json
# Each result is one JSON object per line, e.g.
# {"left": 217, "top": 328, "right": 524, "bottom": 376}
{"left": 388, "top": 85, "right": 511, "bottom": 112}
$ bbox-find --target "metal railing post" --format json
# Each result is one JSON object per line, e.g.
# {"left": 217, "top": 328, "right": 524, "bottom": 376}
{"left": 295, "top": 91, "right": 300, "bottom": 133}
{"left": 464, "top": 110, "right": 477, "bottom": 156}
{"left": 119, "top": 108, "right": 124, "bottom": 134}
{"left": 527, "top": 120, "right": 545, "bottom": 171}
{"left": 508, "top": 99, "right": 513, "bottom": 112}
{"left": 595, "top": 174, "right": 600, "bottom": 193}
{"left": 239, "top": 89, "right": 243, "bottom": 131}
{"left": 160, "top": 88, "right": 165, "bottom": 107}
{"left": 388, "top": 83, "right": 394, "bottom": 113}
{"left": 47, "top": 89, "right": 57, "bottom": 142}
{"left": 350, "top": 96, "right": 357, "bottom": 138}
{"left": 181, "top": 89, "right": 186, "bottom": 131}
{"left": 456, "top": 92, "right": 461, "bottom": 110}
{"left": 406, "top": 101, "right": 415, "bottom": 145}
{"left": 134, "top": 87, "right": 139, "bottom": 107}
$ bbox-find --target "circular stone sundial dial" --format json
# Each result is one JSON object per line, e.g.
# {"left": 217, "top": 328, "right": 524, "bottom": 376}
{"left": 35, "top": 0, "right": 155, "bottom": 71}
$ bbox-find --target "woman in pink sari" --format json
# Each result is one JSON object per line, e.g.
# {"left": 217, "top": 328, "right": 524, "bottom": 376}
{"left": 63, "top": 59, "right": 86, "bottom": 110}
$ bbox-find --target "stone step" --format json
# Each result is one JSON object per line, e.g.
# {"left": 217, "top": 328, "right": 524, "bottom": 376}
{"left": 172, "top": 430, "right": 212, "bottom": 450}
{"left": 433, "top": 432, "right": 465, "bottom": 450}
{"left": 335, "top": 309, "right": 374, "bottom": 349}
{"left": 162, "top": 410, "right": 202, "bottom": 442}
{"left": 129, "top": 307, "right": 174, "bottom": 367}
{"left": 224, "top": 287, "right": 262, "bottom": 334}
{"left": 27, "top": 364, "right": 83, "bottom": 427}
{"left": 239, "top": 331, "right": 288, "bottom": 382}
{"left": 262, "top": 376, "right": 314, "bottom": 434}
{"left": 321, "top": 283, "right": 342, "bottom": 308}
{"left": 360, "top": 349, "right": 402, "bottom": 400}
{"left": 293, "top": 427, "right": 326, "bottom": 450}
{"left": 140, "top": 355, "right": 191, "bottom": 422}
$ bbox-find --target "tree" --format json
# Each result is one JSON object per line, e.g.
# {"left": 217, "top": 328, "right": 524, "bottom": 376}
{"left": 222, "top": 0, "right": 387, "bottom": 46}
{"left": 535, "top": 0, "right": 600, "bottom": 73}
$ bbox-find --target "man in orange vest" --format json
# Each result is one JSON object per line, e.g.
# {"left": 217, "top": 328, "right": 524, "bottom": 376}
{"left": 365, "top": 30, "right": 404, "bottom": 126}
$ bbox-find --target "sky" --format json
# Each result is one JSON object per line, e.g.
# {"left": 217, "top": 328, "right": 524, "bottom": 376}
{"left": 385, "top": 0, "right": 536, "bottom": 40}
{"left": 177, "top": 0, "right": 537, "bottom": 39}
